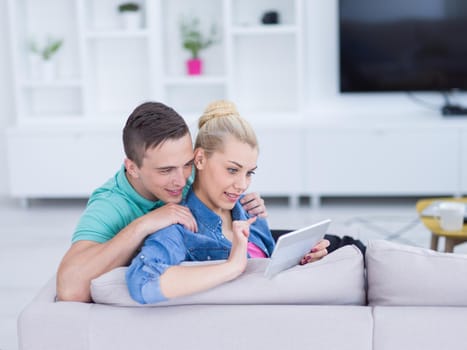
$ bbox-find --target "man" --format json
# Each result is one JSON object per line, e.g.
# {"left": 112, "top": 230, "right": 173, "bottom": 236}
{"left": 57, "top": 102, "right": 268, "bottom": 302}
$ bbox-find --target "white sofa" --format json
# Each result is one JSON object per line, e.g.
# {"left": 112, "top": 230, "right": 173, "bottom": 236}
{"left": 18, "top": 240, "right": 467, "bottom": 350}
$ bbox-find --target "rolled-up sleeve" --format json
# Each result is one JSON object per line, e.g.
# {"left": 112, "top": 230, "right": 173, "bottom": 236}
{"left": 126, "top": 225, "right": 187, "bottom": 304}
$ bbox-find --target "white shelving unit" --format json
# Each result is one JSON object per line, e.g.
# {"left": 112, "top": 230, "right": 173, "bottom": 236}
{"left": 6, "top": 0, "right": 304, "bottom": 200}
{"left": 8, "top": 0, "right": 303, "bottom": 122}
{"left": 227, "top": 0, "right": 303, "bottom": 114}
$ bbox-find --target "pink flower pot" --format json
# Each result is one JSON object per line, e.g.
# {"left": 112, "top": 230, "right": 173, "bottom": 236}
{"left": 187, "top": 59, "right": 202, "bottom": 75}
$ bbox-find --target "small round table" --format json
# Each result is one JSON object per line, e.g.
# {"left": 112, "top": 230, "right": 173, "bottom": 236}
{"left": 416, "top": 197, "right": 467, "bottom": 253}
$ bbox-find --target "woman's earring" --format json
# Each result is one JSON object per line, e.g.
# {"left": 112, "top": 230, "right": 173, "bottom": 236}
{"left": 195, "top": 159, "right": 204, "bottom": 170}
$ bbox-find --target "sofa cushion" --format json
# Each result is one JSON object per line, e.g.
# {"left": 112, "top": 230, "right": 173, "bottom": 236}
{"left": 91, "top": 245, "right": 365, "bottom": 307}
{"left": 367, "top": 239, "right": 467, "bottom": 306}
{"left": 373, "top": 306, "right": 467, "bottom": 350}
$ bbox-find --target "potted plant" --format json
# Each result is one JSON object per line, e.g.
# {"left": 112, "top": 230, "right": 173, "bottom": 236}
{"left": 180, "top": 16, "right": 219, "bottom": 75}
{"left": 118, "top": 2, "right": 141, "bottom": 30}
{"left": 29, "top": 37, "right": 63, "bottom": 81}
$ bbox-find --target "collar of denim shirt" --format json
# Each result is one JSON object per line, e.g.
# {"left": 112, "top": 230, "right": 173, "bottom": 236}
{"left": 184, "top": 188, "right": 249, "bottom": 232}
{"left": 184, "top": 187, "right": 274, "bottom": 257}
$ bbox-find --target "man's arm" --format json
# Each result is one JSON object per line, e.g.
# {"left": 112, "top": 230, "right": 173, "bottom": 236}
{"left": 56, "top": 203, "right": 197, "bottom": 302}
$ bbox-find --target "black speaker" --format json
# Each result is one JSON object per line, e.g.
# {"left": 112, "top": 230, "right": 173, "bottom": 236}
{"left": 261, "top": 11, "right": 279, "bottom": 25}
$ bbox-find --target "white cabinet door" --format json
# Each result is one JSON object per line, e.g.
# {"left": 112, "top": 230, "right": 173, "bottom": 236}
{"left": 306, "top": 127, "right": 460, "bottom": 195}
{"left": 248, "top": 127, "right": 304, "bottom": 196}
{"left": 7, "top": 128, "right": 123, "bottom": 198}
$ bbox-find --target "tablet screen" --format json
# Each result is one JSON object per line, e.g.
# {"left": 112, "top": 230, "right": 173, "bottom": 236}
{"left": 264, "top": 219, "right": 331, "bottom": 278}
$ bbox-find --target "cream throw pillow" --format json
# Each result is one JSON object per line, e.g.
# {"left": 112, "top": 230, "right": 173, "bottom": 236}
{"left": 91, "top": 245, "right": 365, "bottom": 307}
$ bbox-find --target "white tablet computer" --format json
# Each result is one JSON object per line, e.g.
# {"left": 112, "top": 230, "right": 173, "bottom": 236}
{"left": 264, "top": 219, "right": 331, "bottom": 278}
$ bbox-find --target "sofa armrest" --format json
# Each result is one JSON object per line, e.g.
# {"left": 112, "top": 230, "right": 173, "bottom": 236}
{"left": 18, "top": 276, "right": 93, "bottom": 350}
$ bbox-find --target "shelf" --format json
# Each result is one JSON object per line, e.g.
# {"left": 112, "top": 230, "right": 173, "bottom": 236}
{"left": 17, "top": 114, "right": 85, "bottom": 124}
{"left": 231, "top": 25, "right": 299, "bottom": 35}
{"left": 21, "top": 80, "right": 83, "bottom": 88}
{"left": 163, "top": 76, "right": 227, "bottom": 86}
{"left": 85, "top": 30, "right": 149, "bottom": 39}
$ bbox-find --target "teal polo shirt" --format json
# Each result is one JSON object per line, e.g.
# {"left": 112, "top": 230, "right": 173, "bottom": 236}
{"left": 72, "top": 165, "right": 193, "bottom": 244}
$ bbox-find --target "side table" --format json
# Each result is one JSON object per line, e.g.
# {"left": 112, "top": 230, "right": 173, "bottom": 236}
{"left": 416, "top": 197, "right": 467, "bottom": 253}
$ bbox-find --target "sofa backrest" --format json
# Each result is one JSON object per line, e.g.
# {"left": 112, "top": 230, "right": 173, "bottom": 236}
{"left": 91, "top": 244, "right": 366, "bottom": 307}
{"left": 366, "top": 239, "right": 467, "bottom": 306}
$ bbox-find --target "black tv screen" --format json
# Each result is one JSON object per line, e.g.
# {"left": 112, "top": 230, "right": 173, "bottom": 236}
{"left": 339, "top": 0, "right": 467, "bottom": 92}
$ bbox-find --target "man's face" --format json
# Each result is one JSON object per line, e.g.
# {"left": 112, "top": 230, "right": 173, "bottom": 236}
{"left": 125, "top": 134, "right": 194, "bottom": 203}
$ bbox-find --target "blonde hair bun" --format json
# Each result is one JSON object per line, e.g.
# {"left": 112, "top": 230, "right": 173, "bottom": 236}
{"left": 195, "top": 99, "right": 258, "bottom": 154}
{"left": 198, "top": 100, "right": 239, "bottom": 130}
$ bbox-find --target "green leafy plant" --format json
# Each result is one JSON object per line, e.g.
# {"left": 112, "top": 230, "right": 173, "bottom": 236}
{"left": 180, "top": 16, "right": 219, "bottom": 59}
{"left": 118, "top": 2, "right": 139, "bottom": 12}
{"left": 29, "top": 37, "right": 63, "bottom": 61}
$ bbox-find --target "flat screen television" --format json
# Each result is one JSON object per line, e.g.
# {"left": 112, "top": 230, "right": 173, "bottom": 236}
{"left": 339, "top": 0, "right": 467, "bottom": 93}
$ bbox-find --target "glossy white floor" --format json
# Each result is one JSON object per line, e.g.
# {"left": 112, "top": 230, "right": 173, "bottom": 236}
{"left": 1, "top": 195, "right": 466, "bottom": 350}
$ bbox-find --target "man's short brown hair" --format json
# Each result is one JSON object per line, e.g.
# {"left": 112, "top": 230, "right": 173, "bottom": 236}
{"left": 123, "top": 102, "right": 190, "bottom": 167}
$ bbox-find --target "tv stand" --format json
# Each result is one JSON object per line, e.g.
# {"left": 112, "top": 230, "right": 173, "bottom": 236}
{"left": 441, "top": 104, "right": 467, "bottom": 117}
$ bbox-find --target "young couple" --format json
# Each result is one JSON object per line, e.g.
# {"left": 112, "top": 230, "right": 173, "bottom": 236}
{"left": 57, "top": 100, "right": 329, "bottom": 303}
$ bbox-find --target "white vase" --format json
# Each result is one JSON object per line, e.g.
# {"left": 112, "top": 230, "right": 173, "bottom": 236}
{"left": 41, "top": 60, "right": 56, "bottom": 81}
{"left": 121, "top": 12, "right": 141, "bottom": 30}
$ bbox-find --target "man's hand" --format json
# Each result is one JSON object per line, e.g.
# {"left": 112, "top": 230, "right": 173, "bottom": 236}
{"left": 240, "top": 192, "right": 268, "bottom": 218}
{"left": 141, "top": 203, "right": 198, "bottom": 234}
{"left": 299, "top": 239, "right": 330, "bottom": 265}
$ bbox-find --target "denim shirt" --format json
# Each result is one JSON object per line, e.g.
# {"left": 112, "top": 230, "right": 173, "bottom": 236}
{"left": 126, "top": 188, "right": 275, "bottom": 304}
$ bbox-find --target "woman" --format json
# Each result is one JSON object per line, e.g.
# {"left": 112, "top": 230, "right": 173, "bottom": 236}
{"left": 126, "top": 100, "right": 329, "bottom": 304}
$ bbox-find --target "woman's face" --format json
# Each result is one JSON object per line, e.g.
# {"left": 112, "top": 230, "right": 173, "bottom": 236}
{"left": 194, "top": 136, "right": 258, "bottom": 215}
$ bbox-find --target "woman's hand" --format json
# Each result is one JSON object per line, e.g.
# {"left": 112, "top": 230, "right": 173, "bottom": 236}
{"left": 240, "top": 192, "right": 268, "bottom": 218}
{"left": 299, "top": 239, "right": 330, "bottom": 265}
{"left": 228, "top": 217, "right": 257, "bottom": 275}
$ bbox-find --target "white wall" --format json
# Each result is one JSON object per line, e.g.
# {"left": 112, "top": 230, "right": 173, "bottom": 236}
{"left": 0, "top": 0, "right": 14, "bottom": 198}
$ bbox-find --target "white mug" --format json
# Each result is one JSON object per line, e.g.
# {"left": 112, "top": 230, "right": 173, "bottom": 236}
{"left": 433, "top": 202, "right": 465, "bottom": 231}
